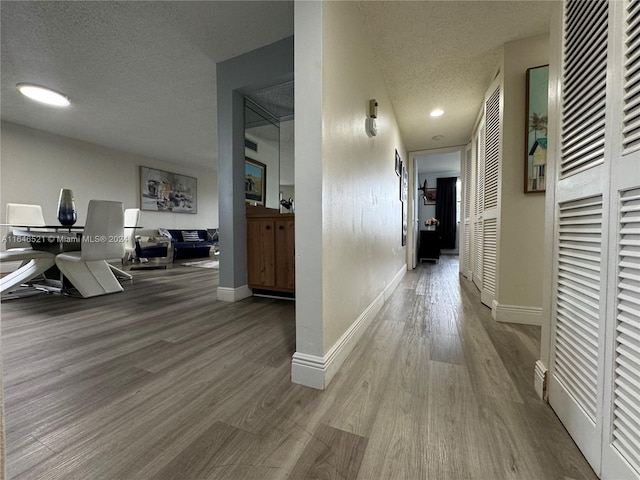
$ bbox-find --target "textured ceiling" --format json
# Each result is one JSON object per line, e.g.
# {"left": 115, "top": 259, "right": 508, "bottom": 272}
{"left": 1, "top": 1, "right": 554, "bottom": 171}
{"left": 0, "top": 1, "right": 294, "bottom": 169}
{"left": 359, "top": 0, "right": 554, "bottom": 153}
{"left": 247, "top": 81, "right": 295, "bottom": 121}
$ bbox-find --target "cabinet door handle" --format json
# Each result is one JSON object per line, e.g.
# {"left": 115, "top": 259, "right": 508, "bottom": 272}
{"left": 265, "top": 225, "right": 271, "bottom": 230}
{"left": 278, "top": 225, "right": 284, "bottom": 230}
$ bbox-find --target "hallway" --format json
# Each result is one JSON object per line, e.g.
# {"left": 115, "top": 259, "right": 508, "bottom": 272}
{"left": 1, "top": 257, "right": 596, "bottom": 479}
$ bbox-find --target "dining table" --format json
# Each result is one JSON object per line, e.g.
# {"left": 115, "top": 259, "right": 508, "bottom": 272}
{"left": 8, "top": 225, "right": 84, "bottom": 253}
{"left": 3, "top": 224, "right": 139, "bottom": 293}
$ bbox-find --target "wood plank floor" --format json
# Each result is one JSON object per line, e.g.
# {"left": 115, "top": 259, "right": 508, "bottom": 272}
{"left": 0, "top": 257, "right": 597, "bottom": 479}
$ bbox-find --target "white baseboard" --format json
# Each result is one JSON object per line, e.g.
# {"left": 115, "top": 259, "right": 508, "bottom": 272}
{"left": 534, "top": 360, "right": 548, "bottom": 401}
{"left": 491, "top": 299, "right": 498, "bottom": 319}
{"left": 291, "top": 353, "right": 326, "bottom": 389}
{"left": 292, "top": 264, "right": 406, "bottom": 390}
{"left": 494, "top": 302, "right": 542, "bottom": 326}
{"left": 216, "top": 284, "right": 252, "bottom": 302}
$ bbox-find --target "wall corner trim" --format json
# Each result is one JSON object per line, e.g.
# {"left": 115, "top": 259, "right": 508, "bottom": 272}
{"left": 534, "top": 360, "right": 548, "bottom": 402}
{"left": 494, "top": 302, "right": 543, "bottom": 326}
{"left": 292, "top": 264, "right": 407, "bottom": 389}
{"left": 216, "top": 285, "right": 252, "bottom": 302}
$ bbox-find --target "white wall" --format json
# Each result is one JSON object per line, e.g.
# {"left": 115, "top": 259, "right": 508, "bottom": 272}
{"left": 497, "top": 35, "right": 548, "bottom": 311}
{"left": 322, "top": 1, "right": 407, "bottom": 352}
{"left": 293, "top": 1, "right": 407, "bottom": 388}
{"left": 1, "top": 122, "right": 218, "bottom": 230}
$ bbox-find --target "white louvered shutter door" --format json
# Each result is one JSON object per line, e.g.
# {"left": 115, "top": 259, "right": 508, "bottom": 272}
{"left": 601, "top": 1, "right": 640, "bottom": 478}
{"left": 549, "top": 0, "right": 610, "bottom": 473}
{"left": 472, "top": 120, "right": 485, "bottom": 290}
{"left": 481, "top": 77, "right": 501, "bottom": 308}
{"left": 462, "top": 143, "right": 473, "bottom": 279}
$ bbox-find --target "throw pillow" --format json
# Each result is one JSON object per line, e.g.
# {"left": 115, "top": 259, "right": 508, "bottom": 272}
{"left": 181, "top": 230, "right": 202, "bottom": 242}
{"left": 158, "top": 228, "right": 172, "bottom": 239}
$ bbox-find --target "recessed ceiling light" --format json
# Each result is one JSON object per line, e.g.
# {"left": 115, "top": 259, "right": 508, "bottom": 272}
{"left": 16, "top": 83, "right": 70, "bottom": 107}
{"left": 430, "top": 109, "right": 444, "bottom": 117}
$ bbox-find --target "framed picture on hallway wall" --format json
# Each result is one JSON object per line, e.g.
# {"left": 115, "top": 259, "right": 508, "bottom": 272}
{"left": 402, "top": 202, "right": 407, "bottom": 246}
{"left": 401, "top": 163, "right": 408, "bottom": 202}
{"left": 525, "top": 64, "right": 549, "bottom": 193}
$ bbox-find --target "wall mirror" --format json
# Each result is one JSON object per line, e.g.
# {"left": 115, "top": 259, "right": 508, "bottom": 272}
{"left": 244, "top": 81, "right": 294, "bottom": 212}
{"left": 244, "top": 98, "right": 280, "bottom": 209}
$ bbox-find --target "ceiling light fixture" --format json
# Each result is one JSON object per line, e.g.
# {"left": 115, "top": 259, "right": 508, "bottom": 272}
{"left": 16, "top": 83, "right": 70, "bottom": 107}
{"left": 430, "top": 109, "right": 444, "bottom": 117}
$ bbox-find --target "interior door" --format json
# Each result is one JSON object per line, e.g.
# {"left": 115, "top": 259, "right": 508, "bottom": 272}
{"left": 600, "top": 1, "right": 640, "bottom": 477}
{"left": 461, "top": 143, "right": 473, "bottom": 279}
{"left": 548, "top": 0, "right": 610, "bottom": 472}
{"left": 480, "top": 76, "right": 502, "bottom": 308}
{"left": 472, "top": 119, "right": 485, "bottom": 290}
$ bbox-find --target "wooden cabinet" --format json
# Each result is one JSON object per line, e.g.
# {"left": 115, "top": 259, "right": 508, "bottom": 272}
{"left": 246, "top": 208, "right": 295, "bottom": 294}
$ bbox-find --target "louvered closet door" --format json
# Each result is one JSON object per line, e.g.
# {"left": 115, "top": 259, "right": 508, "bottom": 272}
{"left": 548, "top": 0, "right": 610, "bottom": 473}
{"left": 462, "top": 143, "right": 473, "bottom": 279}
{"left": 480, "top": 77, "right": 501, "bottom": 308}
{"left": 601, "top": 1, "right": 640, "bottom": 478}
{"left": 472, "top": 120, "right": 485, "bottom": 290}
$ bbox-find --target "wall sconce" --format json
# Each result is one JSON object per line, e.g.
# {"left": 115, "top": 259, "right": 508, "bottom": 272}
{"left": 366, "top": 98, "right": 378, "bottom": 137}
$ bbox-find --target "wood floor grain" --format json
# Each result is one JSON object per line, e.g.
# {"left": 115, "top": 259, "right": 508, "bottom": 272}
{"left": 1, "top": 257, "right": 597, "bottom": 479}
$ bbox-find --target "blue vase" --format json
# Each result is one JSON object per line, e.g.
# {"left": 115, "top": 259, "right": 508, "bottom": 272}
{"left": 57, "top": 188, "right": 77, "bottom": 226}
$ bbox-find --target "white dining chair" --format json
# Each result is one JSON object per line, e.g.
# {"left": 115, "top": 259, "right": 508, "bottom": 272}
{"left": 5, "top": 203, "right": 47, "bottom": 254}
{"left": 55, "top": 200, "right": 125, "bottom": 298}
{"left": 6, "top": 203, "right": 47, "bottom": 228}
{"left": 1, "top": 203, "right": 55, "bottom": 295}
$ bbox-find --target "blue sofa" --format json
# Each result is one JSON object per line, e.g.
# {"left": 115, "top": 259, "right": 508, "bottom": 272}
{"left": 158, "top": 228, "right": 218, "bottom": 260}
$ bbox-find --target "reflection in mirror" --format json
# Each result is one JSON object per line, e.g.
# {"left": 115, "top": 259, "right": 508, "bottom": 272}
{"left": 245, "top": 81, "right": 294, "bottom": 213}
{"left": 244, "top": 98, "right": 280, "bottom": 210}
{"left": 279, "top": 119, "right": 294, "bottom": 213}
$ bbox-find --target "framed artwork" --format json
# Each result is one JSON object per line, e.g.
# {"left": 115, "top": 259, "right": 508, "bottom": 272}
{"left": 400, "top": 162, "right": 408, "bottom": 202}
{"left": 402, "top": 202, "right": 407, "bottom": 246}
{"left": 398, "top": 161, "right": 404, "bottom": 201}
{"left": 395, "top": 149, "right": 401, "bottom": 176}
{"left": 245, "top": 157, "right": 266, "bottom": 205}
{"left": 424, "top": 188, "right": 437, "bottom": 205}
{"left": 140, "top": 166, "right": 197, "bottom": 213}
{"left": 525, "top": 64, "right": 549, "bottom": 193}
